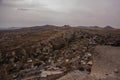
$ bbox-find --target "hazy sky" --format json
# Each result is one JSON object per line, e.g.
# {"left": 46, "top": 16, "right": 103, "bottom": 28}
{"left": 0, "top": 0, "right": 120, "bottom": 28}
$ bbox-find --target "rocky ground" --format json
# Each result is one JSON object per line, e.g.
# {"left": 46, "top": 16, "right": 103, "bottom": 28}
{"left": 0, "top": 25, "right": 120, "bottom": 80}
{"left": 58, "top": 46, "right": 120, "bottom": 80}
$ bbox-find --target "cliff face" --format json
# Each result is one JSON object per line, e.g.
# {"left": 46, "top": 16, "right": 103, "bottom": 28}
{"left": 0, "top": 26, "right": 120, "bottom": 80}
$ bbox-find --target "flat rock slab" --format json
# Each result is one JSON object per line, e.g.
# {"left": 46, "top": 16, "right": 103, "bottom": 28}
{"left": 90, "top": 46, "right": 120, "bottom": 80}
{"left": 57, "top": 70, "right": 88, "bottom": 80}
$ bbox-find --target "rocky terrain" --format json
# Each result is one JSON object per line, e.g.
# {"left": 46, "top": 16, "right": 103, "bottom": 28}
{"left": 0, "top": 25, "right": 120, "bottom": 80}
{"left": 58, "top": 46, "right": 120, "bottom": 80}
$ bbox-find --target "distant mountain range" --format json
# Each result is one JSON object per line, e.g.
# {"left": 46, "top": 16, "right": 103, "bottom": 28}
{"left": 0, "top": 27, "right": 23, "bottom": 30}
{"left": 0, "top": 25, "right": 117, "bottom": 31}
{"left": 0, "top": 25, "right": 57, "bottom": 30}
{"left": 0, "top": 27, "right": 7, "bottom": 30}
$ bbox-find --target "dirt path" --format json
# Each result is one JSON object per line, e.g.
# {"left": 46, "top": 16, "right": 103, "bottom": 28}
{"left": 89, "top": 46, "right": 120, "bottom": 80}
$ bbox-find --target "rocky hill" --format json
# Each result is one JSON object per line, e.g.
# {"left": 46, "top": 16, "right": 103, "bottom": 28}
{"left": 0, "top": 26, "right": 120, "bottom": 80}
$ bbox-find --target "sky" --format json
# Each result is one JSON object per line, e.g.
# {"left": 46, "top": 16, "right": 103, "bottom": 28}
{"left": 0, "top": 0, "right": 120, "bottom": 28}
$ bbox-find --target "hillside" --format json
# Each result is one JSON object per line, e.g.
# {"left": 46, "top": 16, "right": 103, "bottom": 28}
{"left": 0, "top": 26, "right": 120, "bottom": 80}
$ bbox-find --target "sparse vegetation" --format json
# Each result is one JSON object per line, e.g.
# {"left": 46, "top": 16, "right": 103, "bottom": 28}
{"left": 0, "top": 26, "right": 120, "bottom": 80}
